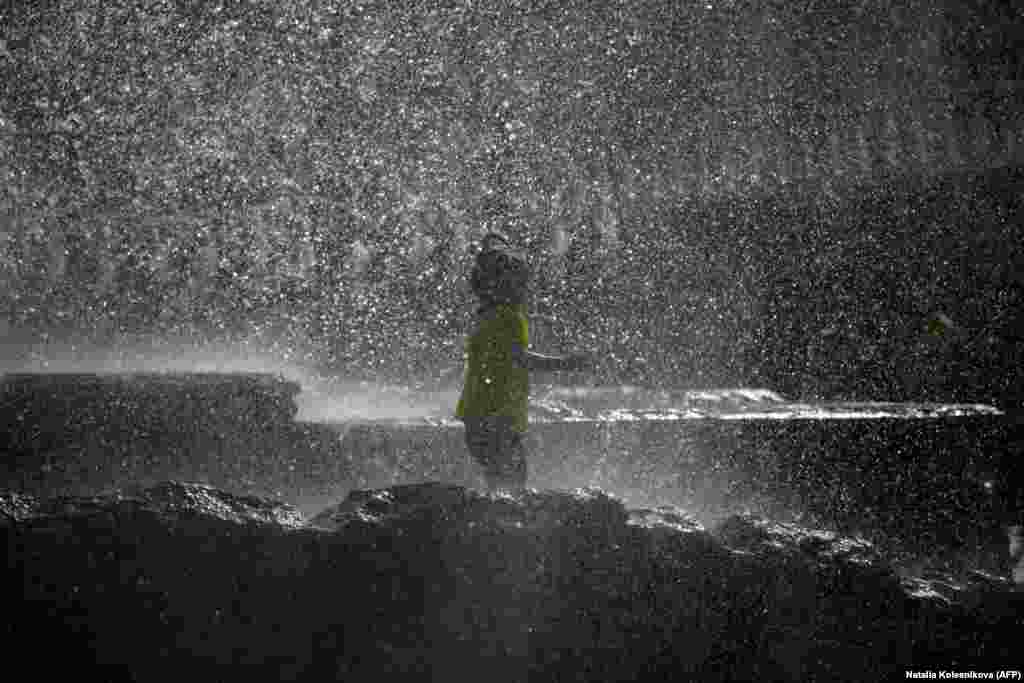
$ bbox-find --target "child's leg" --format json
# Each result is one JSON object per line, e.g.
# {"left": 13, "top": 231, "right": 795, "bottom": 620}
{"left": 491, "top": 425, "right": 527, "bottom": 492}
{"left": 464, "top": 417, "right": 500, "bottom": 489}
{"left": 463, "top": 417, "right": 527, "bottom": 492}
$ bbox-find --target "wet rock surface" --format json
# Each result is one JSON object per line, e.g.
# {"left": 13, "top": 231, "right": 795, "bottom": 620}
{"left": 3, "top": 373, "right": 1018, "bottom": 540}
{"left": 4, "top": 482, "right": 1019, "bottom": 682}
{"left": 0, "top": 371, "right": 301, "bottom": 427}
{"left": 1, "top": 371, "right": 306, "bottom": 495}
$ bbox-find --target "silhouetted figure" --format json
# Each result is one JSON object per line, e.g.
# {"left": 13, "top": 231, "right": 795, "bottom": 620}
{"left": 455, "top": 230, "right": 590, "bottom": 492}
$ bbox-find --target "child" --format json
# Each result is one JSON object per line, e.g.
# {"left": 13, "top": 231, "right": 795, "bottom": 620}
{"left": 456, "top": 230, "right": 589, "bottom": 493}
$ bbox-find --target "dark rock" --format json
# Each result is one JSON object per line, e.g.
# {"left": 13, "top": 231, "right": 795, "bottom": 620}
{"left": 0, "top": 372, "right": 301, "bottom": 450}
{"left": 4, "top": 482, "right": 1019, "bottom": 682}
{"left": 1, "top": 371, "right": 303, "bottom": 495}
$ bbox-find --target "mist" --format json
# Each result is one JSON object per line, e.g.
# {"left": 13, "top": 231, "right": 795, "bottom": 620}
{"left": 0, "top": 332, "right": 457, "bottom": 425}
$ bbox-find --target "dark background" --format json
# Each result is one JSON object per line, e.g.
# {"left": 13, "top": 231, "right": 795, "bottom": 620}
{"left": 2, "top": 0, "right": 1022, "bottom": 405}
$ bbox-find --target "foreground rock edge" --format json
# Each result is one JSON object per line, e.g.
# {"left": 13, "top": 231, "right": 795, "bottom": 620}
{"left": 3, "top": 481, "right": 1019, "bottom": 681}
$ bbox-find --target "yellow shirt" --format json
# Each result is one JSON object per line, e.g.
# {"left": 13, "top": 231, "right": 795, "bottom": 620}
{"left": 455, "top": 304, "right": 529, "bottom": 432}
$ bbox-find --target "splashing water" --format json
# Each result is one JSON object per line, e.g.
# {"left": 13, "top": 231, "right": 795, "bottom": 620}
{"left": 0, "top": 333, "right": 455, "bottom": 425}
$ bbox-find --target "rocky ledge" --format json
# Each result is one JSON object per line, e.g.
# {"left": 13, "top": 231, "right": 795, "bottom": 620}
{"left": 4, "top": 482, "right": 1019, "bottom": 682}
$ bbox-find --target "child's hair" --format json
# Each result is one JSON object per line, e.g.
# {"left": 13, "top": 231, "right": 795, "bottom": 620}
{"left": 471, "top": 231, "right": 530, "bottom": 305}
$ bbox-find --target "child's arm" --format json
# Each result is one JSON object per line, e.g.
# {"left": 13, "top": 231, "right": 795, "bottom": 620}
{"left": 511, "top": 343, "right": 590, "bottom": 373}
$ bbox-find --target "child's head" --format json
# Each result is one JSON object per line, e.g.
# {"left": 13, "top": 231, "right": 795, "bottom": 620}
{"left": 471, "top": 231, "right": 529, "bottom": 306}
